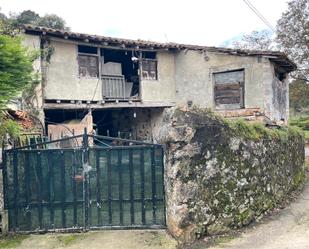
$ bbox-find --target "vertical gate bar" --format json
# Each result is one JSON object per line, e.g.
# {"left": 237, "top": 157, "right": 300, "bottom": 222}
{"left": 60, "top": 151, "right": 66, "bottom": 228}
{"left": 12, "top": 146, "right": 19, "bottom": 231}
{"left": 96, "top": 150, "right": 102, "bottom": 226}
{"left": 151, "top": 147, "right": 157, "bottom": 224}
{"left": 88, "top": 167, "right": 92, "bottom": 227}
{"left": 117, "top": 150, "right": 123, "bottom": 226}
{"left": 107, "top": 149, "right": 112, "bottom": 225}
{"left": 24, "top": 152, "right": 32, "bottom": 230}
{"left": 140, "top": 148, "right": 146, "bottom": 225}
{"left": 36, "top": 152, "right": 43, "bottom": 229}
{"left": 161, "top": 147, "right": 166, "bottom": 225}
{"left": 47, "top": 152, "right": 54, "bottom": 229}
{"left": 2, "top": 150, "right": 10, "bottom": 230}
{"left": 45, "top": 152, "right": 50, "bottom": 229}
{"left": 72, "top": 151, "right": 78, "bottom": 227}
{"left": 82, "top": 129, "right": 89, "bottom": 230}
{"left": 2, "top": 150, "right": 8, "bottom": 211}
{"left": 129, "top": 149, "right": 135, "bottom": 225}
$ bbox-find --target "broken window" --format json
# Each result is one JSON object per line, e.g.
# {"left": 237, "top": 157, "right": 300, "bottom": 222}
{"left": 214, "top": 69, "right": 245, "bottom": 109}
{"left": 77, "top": 45, "right": 98, "bottom": 77}
{"left": 141, "top": 52, "right": 157, "bottom": 80}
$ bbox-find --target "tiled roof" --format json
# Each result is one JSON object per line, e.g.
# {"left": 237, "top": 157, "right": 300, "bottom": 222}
{"left": 23, "top": 25, "right": 296, "bottom": 72}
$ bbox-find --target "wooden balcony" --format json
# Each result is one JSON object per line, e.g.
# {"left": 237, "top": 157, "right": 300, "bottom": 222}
{"left": 102, "top": 75, "right": 133, "bottom": 100}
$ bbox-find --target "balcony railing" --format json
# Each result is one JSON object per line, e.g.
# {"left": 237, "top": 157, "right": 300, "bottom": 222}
{"left": 102, "top": 75, "right": 133, "bottom": 99}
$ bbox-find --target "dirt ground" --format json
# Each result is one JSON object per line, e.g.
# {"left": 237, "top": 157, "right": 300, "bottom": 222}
{"left": 0, "top": 230, "right": 178, "bottom": 249}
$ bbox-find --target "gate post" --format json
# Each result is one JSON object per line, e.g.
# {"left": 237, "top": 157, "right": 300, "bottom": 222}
{"left": 82, "top": 128, "right": 89, "bottom": 230}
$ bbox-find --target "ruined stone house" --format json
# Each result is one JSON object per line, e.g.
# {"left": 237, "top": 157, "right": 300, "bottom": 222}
{"left": 21, "top": 25, "right": 296, "bottom": 141}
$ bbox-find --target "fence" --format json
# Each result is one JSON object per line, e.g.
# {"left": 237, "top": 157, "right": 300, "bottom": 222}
{"left": 2, "top": 130, "right": 165, "bottom": 232}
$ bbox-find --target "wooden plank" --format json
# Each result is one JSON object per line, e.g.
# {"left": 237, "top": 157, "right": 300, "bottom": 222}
{"left": 43, "top": 101, "right": 174, "bottom": 110}
{"left": 215, "top": 83, "right": 241, "bottom": 91}
{"left": 215, "top": 90, "right": 240, "bottom": 98}
{"left": 216, "top": 97, "right": 240, "bottom": 105}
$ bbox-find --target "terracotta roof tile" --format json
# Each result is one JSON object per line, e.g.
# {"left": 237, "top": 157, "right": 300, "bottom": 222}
{"left": 22, "top": 25, "right": 296, "bottom": 72}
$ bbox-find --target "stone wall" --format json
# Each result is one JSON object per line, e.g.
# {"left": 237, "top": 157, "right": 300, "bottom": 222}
{"left": 157, "top": 107, "right": 305, "bottom": 243}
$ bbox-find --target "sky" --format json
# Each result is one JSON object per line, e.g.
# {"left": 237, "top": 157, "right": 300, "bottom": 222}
{"left": 0, "top": 0, "right": 289, "bottom": 46}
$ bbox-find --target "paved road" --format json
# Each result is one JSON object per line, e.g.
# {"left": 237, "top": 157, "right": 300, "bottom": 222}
{"left": 207, "top": 177, "right": 309, "bottom": 249}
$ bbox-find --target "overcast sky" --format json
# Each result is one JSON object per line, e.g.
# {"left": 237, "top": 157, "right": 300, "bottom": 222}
{"left": 0, "top": 0, "right": 289, "bottom": 46}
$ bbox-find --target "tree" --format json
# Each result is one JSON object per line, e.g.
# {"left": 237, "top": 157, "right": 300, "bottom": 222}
{"left": 0, "top": 26, "right": 36, "bottom": 142}
{"left": 0, "top": 9, "right": 70, "bottom": 31}
{"left": 289, "top": 80, "right": 309, "bottom": 111}
{"left": 232, "top": 29, "right": 274, "bottom": 50}
{"left": 276, "top": 0, "right": 309, "bottom": 82}
{"left": 0, "top": 34, "right": 34, "bottom": 107}
{"left": 37, "top": 14, "right": 69, "bottom": 30}
{"left": 14, "top": 10, "right": 40, "bottom": 26}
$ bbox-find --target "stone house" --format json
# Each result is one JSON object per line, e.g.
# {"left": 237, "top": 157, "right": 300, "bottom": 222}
{"left": 21, "top": 25, "right": 296, "bottom": 141}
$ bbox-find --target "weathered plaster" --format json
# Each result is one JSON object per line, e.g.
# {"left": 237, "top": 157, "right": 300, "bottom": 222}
{"left": 140, "top": 51, "right": 176, "bottom": 103}
{"left": 263, "top": 60, "right": 289, "bottom": 123}
{"left": 45, "top": 40, "right": 102, "bottom": 101}
{"left": 21, "top": 34, "right": 291, "bottom": 123}
{"left": 174, "top": 50, "right": 265, "bottom": 110}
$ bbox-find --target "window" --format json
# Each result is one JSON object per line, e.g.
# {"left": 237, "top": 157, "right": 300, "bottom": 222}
{"left": 142, "top": 59, "right": 157, "bottom": 80}
{"left": 77, "top": 45, "right": 98, "bottom": 78}
{"left": 141, "top": 52, "right": 157, "bottom": 80}
{"left": 214, "top": 69, "right": 244, "bottom": 109}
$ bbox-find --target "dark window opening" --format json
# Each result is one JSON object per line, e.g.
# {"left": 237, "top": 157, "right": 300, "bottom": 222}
{"left": 78, "top": 45, "right": 98, "bottom": 54}
{"left": 143, "top": 51, "right": 156, "bottom": 59}
{"left": 214, "top": 69, "right": 245, "bottom": 109}
{"left": 101, "top": 48, "right": 140, "bottom": 99}
{"left": 275, "top": 68, "right": 287, "bottom": 81}
{"left": 78, "top": 45, "right": 98, "bottom": 77}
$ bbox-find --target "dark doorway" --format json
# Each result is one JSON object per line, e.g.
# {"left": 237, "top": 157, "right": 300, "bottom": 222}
{"left": 101, "top": 48, "right": 140, "bottom": 97}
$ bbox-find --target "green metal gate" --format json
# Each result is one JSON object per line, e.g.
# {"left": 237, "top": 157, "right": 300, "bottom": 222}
{"left": 2, "top": 132, "right": 166, "bottom": 232}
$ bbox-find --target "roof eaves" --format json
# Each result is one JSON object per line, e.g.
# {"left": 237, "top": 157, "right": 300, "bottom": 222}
{"left": 22, "top": 25, "right": 296, "bottom": 71}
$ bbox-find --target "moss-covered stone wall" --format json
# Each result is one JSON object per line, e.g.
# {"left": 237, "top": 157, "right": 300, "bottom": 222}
{"left": 157, "top": 107, "right": 305, "bottom": 243}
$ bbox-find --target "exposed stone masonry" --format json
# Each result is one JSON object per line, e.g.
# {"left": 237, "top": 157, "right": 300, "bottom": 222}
{"left": 157, "top": 107, "right": 305, "bottom": 243}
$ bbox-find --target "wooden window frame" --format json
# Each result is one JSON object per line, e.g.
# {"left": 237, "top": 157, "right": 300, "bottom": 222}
{"left": 141, "top": 58, "right": 158, "bottom": 80}
{"left": 213, "top": 69, "right": 245, "bottom": 109}
{"left": 77, "top": 51, "right": 99, "bottom": 78}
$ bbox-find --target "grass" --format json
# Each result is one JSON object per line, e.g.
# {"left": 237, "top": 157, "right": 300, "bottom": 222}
{"left": 56, "top": 234, "right": 81, "bottom": 246}
{"left": 189, "top": 234, "right": 236, "bottom": 249}
{"left": 212, "top": 235, "right": 236, "bottom": 245}
{"left": 0, "top": 235, "right": 29, "bottom": 248}
{"left": 226, "top": 118, "right": 300, "bottom": 141}
{"left": 289, "top": 116, "right": 309, "bottom": 141}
